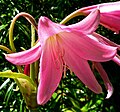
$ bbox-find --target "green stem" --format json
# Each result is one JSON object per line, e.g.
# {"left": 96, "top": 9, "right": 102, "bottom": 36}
{"left": 31, "top": 25, "right": 36, "bottom": 47}
{"left": 0, "top": 45, "right": 13, "bottom": 53}
{"left": 30, "top": 63, "right": 35, "bottom": 82}
{"left": 60, "top": 9, "right": 85, "bottom": 24}
{"left": 9, "top": 12, "right": 37, "bottom": 73}
{"left": 35, "top": 60, "right": 39, "bottom": 85}
{"left": 30, "top": 25, "right": 36, "bottom": 82}
{"left": 9, "top": 12, "right": 37, "bottom": 52}
{"left": 16, "top": 66, "right": 23, "bottom": 73}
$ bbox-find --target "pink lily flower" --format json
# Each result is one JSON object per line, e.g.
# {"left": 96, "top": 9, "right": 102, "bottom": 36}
{"left": 71, "top": 1, "right": 120, "bottom": 33}
{"left": 5, "top": 9, "right": 118, "bottom": 105}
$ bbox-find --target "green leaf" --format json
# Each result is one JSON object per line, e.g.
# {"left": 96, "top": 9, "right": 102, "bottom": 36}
{"left": 0, "top": 70, "right": 35, "bottom": 86}
{"left": 0, "top": 70, "right": 38, "bottom": 110}
{"left": 0, "top": 78, "right": 10, "bottom": 90}
{"left": 0, "top": 24, "right": 8, "bottom": 31}
{"left": 4, "top": 82, "right": 15, "bottom": 106}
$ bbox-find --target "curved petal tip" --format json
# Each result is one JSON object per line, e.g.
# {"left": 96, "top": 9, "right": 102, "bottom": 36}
{"left": 105, "top": 83, "right": 114, "bottom": 99}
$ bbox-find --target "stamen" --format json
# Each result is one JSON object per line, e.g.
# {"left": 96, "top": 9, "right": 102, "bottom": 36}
{"left": 49, "top": 35, "right": 65, "bottom": 70}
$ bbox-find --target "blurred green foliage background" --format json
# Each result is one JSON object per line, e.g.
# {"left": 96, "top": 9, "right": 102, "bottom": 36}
{"left": 0, "top": 0, "right": 120, "bottom": 111}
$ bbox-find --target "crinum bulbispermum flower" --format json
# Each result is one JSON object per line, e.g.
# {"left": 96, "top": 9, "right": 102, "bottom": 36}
{"left": 63, "top": 1, "right": 120, "bottom": 34}
{"left": 5, "top": 9, "right": 118, "bottom": 105}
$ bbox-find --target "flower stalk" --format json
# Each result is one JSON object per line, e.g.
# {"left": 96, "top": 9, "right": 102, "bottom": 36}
{"left": 60, "top": 10, "right": 85, "bottom": 24}
{"left": 0, "top": 12, "right": 39, "bottom": 110}
{"left": 0, "top": 45, "right": 13, "bottom": 53}
{"left": 8, "top": 13, "right": 37, "bottom": 73}
{"left": 30, "top": 25, "right": 36, "bottom": 83}
{"left": 9, "top": 12, "right": 37, "bottom": 52}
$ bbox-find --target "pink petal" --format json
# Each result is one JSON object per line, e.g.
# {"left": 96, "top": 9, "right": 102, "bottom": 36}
{"left": 5, "top": 42, "right": 41, "bottom": 65}
{"left": 100, "top": 12, "right": 120, "bottom": 33}
{"left": 93, "top": 62, "right": 113, "bottom": 99}
{"left": 88, "top": 32, "right": 120, "bottom": 65}
{"left": 112, "top": 56, "right": 120, "bottom": 66}
{"left": 63, "top": 9, "right": 100, "bottom": 34}
{"left": 76, "top": 2, "right": 120, "bottom": 33}
{"left": 37, "top": 37, "right": 63, "bottom": 105}
{"left": 59, "top": 31, "right": 117, "bottom": 62}
{"left": 92, "top": 33, "right": 120, "bottom": 48}
{"left": 38, "top": 16, "right": 63, "bottom": 44}
{"left": 63, "top": 46, "right": 102, "bottom": 94}
{"left": 79, "top": 1, "right": 120, "bottom": 14}
{"left": 38, "top": 9, "right": 100, "bottom": 45}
